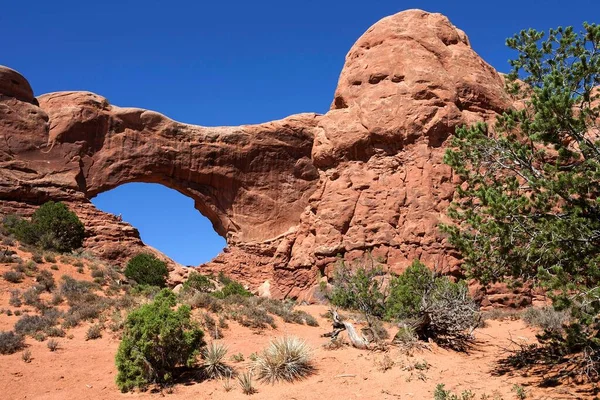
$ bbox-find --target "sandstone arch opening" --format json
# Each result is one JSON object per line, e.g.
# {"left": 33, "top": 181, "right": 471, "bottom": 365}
{"left": 91, "top": 182, "right": 226, "bottom": 265}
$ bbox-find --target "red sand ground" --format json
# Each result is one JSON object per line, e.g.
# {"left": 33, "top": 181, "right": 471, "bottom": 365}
{"left": 0, "top": 251, "right": 596, "bottom": 399}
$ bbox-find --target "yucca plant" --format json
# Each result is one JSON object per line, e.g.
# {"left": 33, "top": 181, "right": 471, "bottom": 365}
{"left": 237, "top": 371, "right": 257, "bottom": 395}
{"left": 202, "top": 342, "right": 233, "bottom": 379}
{"left": 254, "top": 336, "right": 314, "bottom": 383}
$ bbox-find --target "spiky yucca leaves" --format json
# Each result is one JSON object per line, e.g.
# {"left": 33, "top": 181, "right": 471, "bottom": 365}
{"left": 254, "top": 336, "right": 314, "bottom": 384}
{"left": 238, "top": 371, "right": 257, "bottom": 395}
{"left": 202, "top": 342, "right": 233, "bottom": 379}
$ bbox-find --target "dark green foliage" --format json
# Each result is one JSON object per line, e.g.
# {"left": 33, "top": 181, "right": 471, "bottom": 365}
{"left": 0, "top": 331, "right": 25, "bottom": 354}
{"left": 329, "top": 259, "right": 385, "bottom": 317}
{"left": 115, "top": 289, "right": 205, "bottom": 392}
{"left": 385, "top": 260, "right": 433, "bottom": 320}
{"left": 124, "top": 253, "right": 168, "bottom": 288}
{"left": 442, "top": 22, "right": 600, "bottom": 372}
{"left": 7, "top": 202, "right": 85, "bottom": 252}
{"left": 183, "top": 271, "right": 215, "bottom": 293}
{"left": 212, "top": 274, "right": 251, "bottom": 299}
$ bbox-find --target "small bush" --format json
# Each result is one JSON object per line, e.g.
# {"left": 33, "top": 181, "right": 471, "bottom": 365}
{"left": 50, "top": 264, "right": 59, "bottom": 270}
{"left": 46, "top": 326, "right": 66, "bottom": 337}
{"left": 47, "top": 339, "right": 59, "bottom": 351}
{"left": 9, "top": 290, "right": 22, "bottom": 307}
{"left": 51, "top": 293, "right": 64, "bottom": 305}
{"left": 86, "top": 324, "right": 102, "bottom": 340}
{"left": 238, "top": 371, "right": 257, "bottom": 395}
{"left": 8, "top": 202, "right": 85, "bottom": 253}
{"left": 202, "top": 342, "right": 233, "bottom": 379}
{"left": 22, "top": 349, "right": 32, "bottom": 362}
{"left": 385, "top": 260, "right": 479, "bottom": 350}
{"left": 3, "top": 270, "right": 24, "bottom": 283}
{"left": 35, "top": 270, "right": 55, "bottom": 292}
{"left": 329, "top": 259, "right": 385, "bottom": 317}
{"left": 22, "top": 287, "right": 43, "bottom": 308}
{"left": 115, "top": 289, "right": 205, "bottom": 392}
{"left": 521, "top": 306, "right": 570, "bottom": 333}
{"left": 212, "top": 273, "right": 251, "bottom": 298}
{"left": 433, "top": 384, "right": 477, "bottom": 400}
{"left": 60, "top": 275, "right": 93, "bottom": 303}
{"left": 14, "top": 314, "right": 58, "bottom": 336}
{"left": 0, "top": 331, "right": 26, "bottom": 354}
{"left": 124, "top": 253, "right": 168, "bottom": 288}
{"left": 184, "top": 271, "right": 215, "bottom": 293}
{"left": 201, "top": 312, "right": 223, "bottom": 339}
{"left": 44, "top": 253, "right": 57, "bottom": 263}
{"left": 32, "top": 253, "right": 43, "bottom": 263}
{"left": 231, "top": 352, "right": 244, "bottom": 363}
{"left": 254, "top": 336, "right": 314, "bottom": 383}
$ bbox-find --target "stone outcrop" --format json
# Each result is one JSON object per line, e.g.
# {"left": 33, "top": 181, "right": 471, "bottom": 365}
{"left": 0, "top": 10, "right": 520, "bottom": 302}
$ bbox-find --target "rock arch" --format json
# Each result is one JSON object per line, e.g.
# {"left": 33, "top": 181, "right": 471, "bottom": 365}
{"left": 0, "top": 10, "right": 516, "bottom": 299}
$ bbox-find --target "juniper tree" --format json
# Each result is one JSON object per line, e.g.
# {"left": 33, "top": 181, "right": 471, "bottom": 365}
{"left": 442, "top": 23, "right": 600, "bottom": 368}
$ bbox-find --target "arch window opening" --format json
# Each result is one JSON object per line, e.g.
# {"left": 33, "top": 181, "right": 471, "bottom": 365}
{"left": 92, "top": 183, "right": 226, "bottom": 266}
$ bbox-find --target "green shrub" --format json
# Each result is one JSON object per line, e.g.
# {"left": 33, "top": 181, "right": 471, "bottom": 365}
{"left": 0, "top": 331, "right": 26, "bottom": 354}
{"left": 115, "top": 289, "right": 205, "bottom": 392}
{"left": 212, "top": 281, "right": 251, "bottom": 299}
{"left": 385, "top": 260, "right": 434, "bottom": 320}
{"left": 386, "top": 261, "right": 479, "bottom": 349}
{"left": 183, "top": 271, "right": 215, "bottom": 293}
{"left": 8, "top": 202, "right": 85, "bottom": 253}
{"left": 124, "top": 254, "right": 168, "bottom": 288}
{"left": 329, "top": 259, "right": 385, "bottom": 317}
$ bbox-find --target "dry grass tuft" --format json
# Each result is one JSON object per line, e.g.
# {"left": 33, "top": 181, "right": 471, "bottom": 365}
{"left": 254, "top": 336, "right": 314, "bottom": 384}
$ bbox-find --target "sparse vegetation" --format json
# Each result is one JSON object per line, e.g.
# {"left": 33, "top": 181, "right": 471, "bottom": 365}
{"left": 254, "top": 336, "right": 314, "bottom": 383}
{"left": 520, "top": 307, "right": 570, "bottom": 333}
{"left": 35, "top": 270, "right": 56, "bottom": 292}
{"left": 9, "top": 290, "right": 22, "bottom": 307}
{"left": 124, "top": 253, "right": 168, "bottom": 288}
{"left": 47, "top": 339, "right": 59, "bottom": 351}
{"left": 14, "top": 313, "right": 58, "bottom": 336}
{"left": 86, "top": 324, "right": 102, "bottom": 340}
{"left": 0, "top": 331, "right": 25, "bottom": 354}
{"left": 21, "top": 349, "right": 32, "bottom": 363}
{"left": 115, "top": 289, "right": 205, "bottom": 392}
{"left": 238, "top": 371, "right": 257, "bottom": 395}
{"left": 3, "top": 270, "right": 24, "bottom": 283}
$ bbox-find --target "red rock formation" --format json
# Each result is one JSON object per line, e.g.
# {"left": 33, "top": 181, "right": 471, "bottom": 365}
{"left": 0, "top": 10, "right": 520, "bottom": 302}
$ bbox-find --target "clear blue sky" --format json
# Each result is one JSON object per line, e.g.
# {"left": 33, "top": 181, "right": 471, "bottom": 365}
{"left": 4, "top": 0, "right": 598, "bottom": 265}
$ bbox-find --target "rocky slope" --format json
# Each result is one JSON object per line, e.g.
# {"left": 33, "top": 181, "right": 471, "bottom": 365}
{"left": 0, "top": 10, "right": 521, "bottom": 301}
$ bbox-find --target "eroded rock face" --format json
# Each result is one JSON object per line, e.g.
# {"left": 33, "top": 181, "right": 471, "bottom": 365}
{"left": 0, "top": 10, "right": 518, "bottom": 302}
